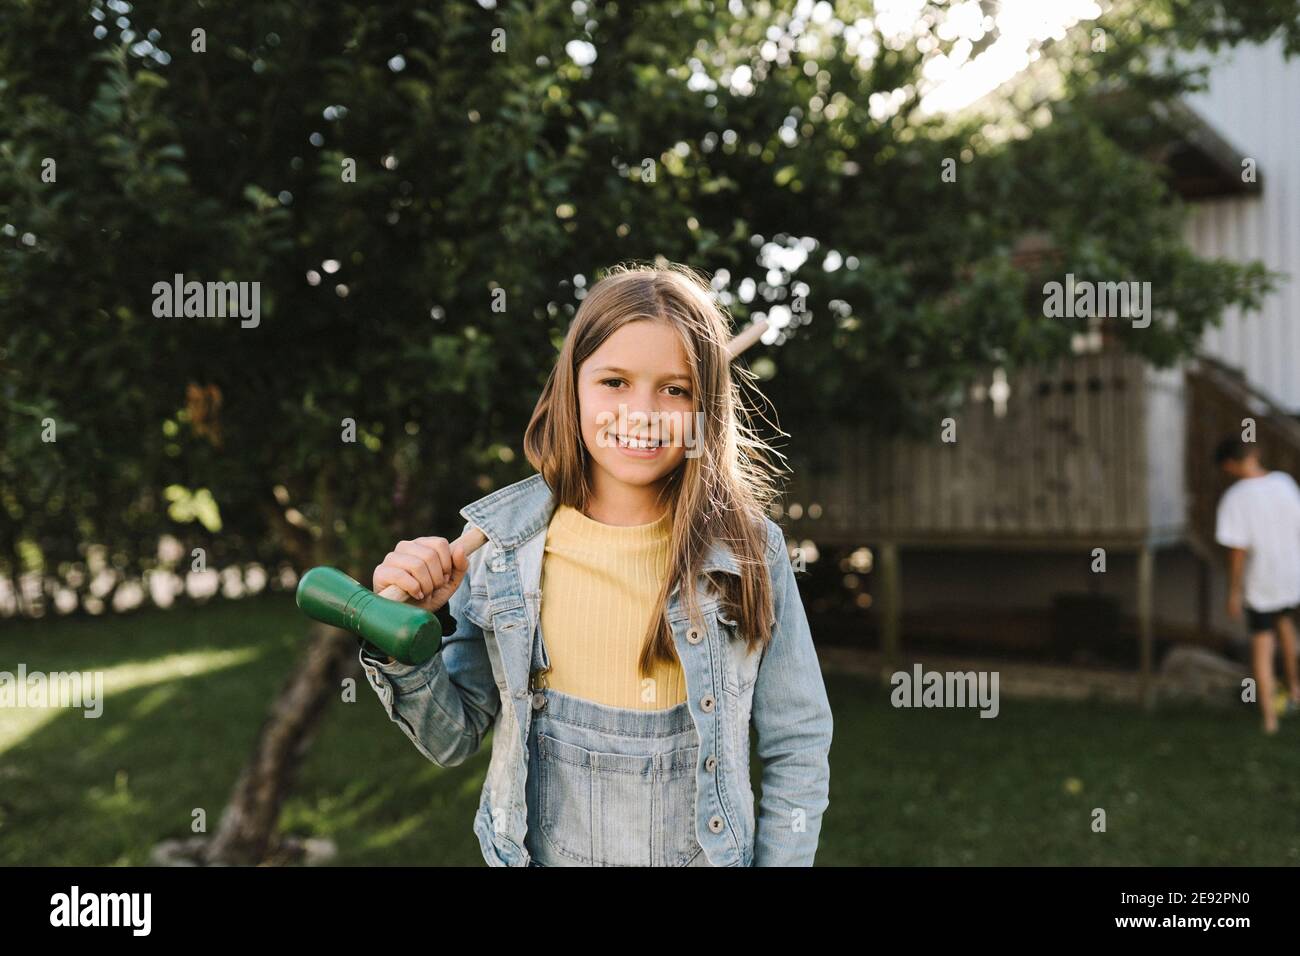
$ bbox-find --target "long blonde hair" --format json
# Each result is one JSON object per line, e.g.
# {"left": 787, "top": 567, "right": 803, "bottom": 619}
{"left": 523, "top": 260, "right": 789, "bottom": 676}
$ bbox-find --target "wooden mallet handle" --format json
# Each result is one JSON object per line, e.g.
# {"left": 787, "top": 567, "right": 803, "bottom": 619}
{"left": 376, "top": 526, "right": 488, "bottom": 601}
{"left": 725, "top": 316, "right": 769, "bottom": 361}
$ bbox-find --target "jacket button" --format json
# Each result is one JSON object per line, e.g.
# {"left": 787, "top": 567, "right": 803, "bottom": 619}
{"left": 700, "top": 694, "right": 715, "bottom": 712}
{"left": 491, "top": 556, "right": 508, "bottom": 572}
{"left": 686, "top": 626, "right": 702, "bottom": 644}
{"left": 531, "top": 692, "right": 546, "bottom": 710}
{"left": 708, "top": 815, "right": 725, "bottom": 833}
{"left": 705, "top": 754, "right": 717, "bottom": 772}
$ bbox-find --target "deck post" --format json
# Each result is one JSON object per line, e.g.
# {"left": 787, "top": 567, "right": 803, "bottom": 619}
{"left": 879, "top": 541, "right": 901, "bottom": 674}
{"left": 1138, "top": 544, "right": 1155, "bottom": 710}
{"left": 1196, "top": 555, "right": 1211, "bottom": 634}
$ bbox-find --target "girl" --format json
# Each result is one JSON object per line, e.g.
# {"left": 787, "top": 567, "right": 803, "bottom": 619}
{"left": 361, "top": 261, "right": 833, "bottom": 866}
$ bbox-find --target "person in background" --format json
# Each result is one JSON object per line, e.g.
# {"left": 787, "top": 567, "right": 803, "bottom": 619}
{"left": 1214, "top": 436, "right": 1300, "bottom": 734}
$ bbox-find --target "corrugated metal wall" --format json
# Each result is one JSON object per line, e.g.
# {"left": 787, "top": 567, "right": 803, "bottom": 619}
{"left": 1181, "top": 36, "right": 1300, "bottom": 412}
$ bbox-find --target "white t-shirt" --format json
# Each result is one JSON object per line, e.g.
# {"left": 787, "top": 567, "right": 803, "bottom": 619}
{"left": 1215, "top": 470, "right": 1300, "bottom": 611}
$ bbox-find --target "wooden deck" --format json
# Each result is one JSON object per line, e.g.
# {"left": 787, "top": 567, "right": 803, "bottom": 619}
{"left": 780, "top": 350, "right": 1175, "bottom": 549}
{"left": 775, "top": 350, "right": 1300, "bottom": 706}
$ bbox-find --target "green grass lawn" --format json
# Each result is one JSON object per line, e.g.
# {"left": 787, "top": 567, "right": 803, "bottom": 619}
{"left": 2, "top": 593, "right": 1298, "bottom": 865}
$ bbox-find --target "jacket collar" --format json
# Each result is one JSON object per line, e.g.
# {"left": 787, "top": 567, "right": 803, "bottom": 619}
{"left": 460, "top": 472, "right": 742, "bottom": 577}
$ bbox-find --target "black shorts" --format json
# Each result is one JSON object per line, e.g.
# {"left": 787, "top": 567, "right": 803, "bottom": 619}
{"left": 1246, "top": 604, "right": 1299, "bottom": 634}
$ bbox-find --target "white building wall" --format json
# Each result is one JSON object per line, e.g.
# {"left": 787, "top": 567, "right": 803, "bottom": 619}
{"left": 1181, "top": 36, "right": 1300, "bottom": 412}
{"left": 1144, "top": 363, "right": 1186, "bottom": 542}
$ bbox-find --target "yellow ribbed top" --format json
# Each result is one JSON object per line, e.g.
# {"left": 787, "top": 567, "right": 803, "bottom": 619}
{"left": 538, "top": 503, "right": 685, "bottom": 709}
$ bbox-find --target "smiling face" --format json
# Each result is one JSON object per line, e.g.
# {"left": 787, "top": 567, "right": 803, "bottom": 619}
{"left": 577, "top": 319, "right": 696, "bottom": 496}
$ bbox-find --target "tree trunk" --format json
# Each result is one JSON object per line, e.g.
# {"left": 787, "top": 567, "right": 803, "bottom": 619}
{"left": 204, "top": 620, "right": 359, "bottom": 864}
{"left": 204, "top": 461, "right": 363, "bottom": 865}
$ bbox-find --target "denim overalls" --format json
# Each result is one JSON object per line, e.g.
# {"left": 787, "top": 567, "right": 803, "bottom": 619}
{"left": 523, "top": 616, "right": 713, "bottom": 867}
{"left": 359, "top": 471, "right": 834, "bottom": 866}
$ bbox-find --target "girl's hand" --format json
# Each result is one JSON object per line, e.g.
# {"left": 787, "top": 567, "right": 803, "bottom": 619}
{"left": 373, "top": 536, "right": 470, "bottom": 613}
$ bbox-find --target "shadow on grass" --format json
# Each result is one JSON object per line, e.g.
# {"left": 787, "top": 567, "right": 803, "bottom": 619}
{"left": 0, "top": 594, "right": 486, "bottom": 866}
{"left": 4, "top": 595, "right": 1300, "bottom": 865}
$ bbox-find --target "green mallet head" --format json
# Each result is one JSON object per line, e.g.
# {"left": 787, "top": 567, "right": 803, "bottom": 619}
{"left": 296, "top": 567, "right": 442, "bottom": 665}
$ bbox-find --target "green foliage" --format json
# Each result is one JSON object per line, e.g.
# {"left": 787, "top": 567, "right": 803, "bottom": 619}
{"left": 0, "top": 0, "right": 1293, "bottom": 587}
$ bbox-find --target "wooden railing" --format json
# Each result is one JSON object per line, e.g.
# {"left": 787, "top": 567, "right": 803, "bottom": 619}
{"left": 782, "top": 350, "right": 1156, "bottom": 547}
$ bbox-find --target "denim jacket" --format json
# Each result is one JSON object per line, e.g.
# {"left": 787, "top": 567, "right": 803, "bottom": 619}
{"left": 358, "top": 472, "right": 833, "bottom": 866}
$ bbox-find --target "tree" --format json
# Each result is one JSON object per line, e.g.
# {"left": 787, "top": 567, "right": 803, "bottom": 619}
{"left": 2, "top": 0, "right": 1294, "bottom": 862}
